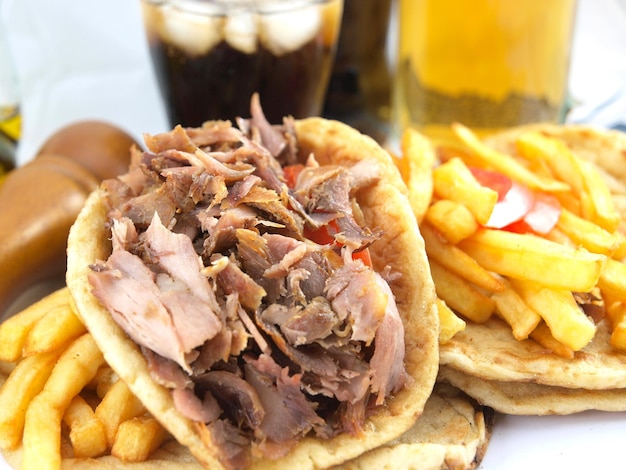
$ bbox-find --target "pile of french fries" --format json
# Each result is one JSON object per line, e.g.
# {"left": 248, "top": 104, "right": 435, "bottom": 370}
{"left": 0, "top": 287, "right": 169, "bottom": 468}
{"left": 396, "top": 123, "right": 626, "bottom": 356}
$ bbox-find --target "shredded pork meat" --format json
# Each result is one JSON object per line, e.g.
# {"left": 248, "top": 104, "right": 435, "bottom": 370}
{"left": 89, "top": 96, "right": 408, "bottom": 469}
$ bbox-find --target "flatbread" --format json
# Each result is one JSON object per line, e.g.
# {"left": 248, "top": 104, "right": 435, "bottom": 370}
{"left": 440, "top": 316, "right": 626, "bottom": 390}
{"left": 66, "top": 118, "right": 440, "bottom": 469}
{"left": 435, "top": 124, "right": 626, "bottom": 398}
{"left": 335, "top": 383, "right": 493, "bottom": 470}
{"left": 439, "top": 366, "right": 626, "bottom": 415}
{"left": 1, "top": 361, "right": 489, "bottom": 470}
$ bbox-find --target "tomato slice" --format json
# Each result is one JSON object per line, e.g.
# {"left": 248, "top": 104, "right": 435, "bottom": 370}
{"left": 303, "top": 220, "right": 372, "bottom": 267}
{"left": 470, "top": 166, "right": 561, "bottom": 234}
{"left": 304, "top": 221, "right": 338, "bottom": 246}
{"left": 283, "top": 163, "right": 304, "bottom": 189}
{"left": 470, "top": 167, "right": 512, "bottom": 201}
{"left": 519, "top": 192, "right": 561, "bottom": 234}
{"left": 470, "top": 167, "right": 533, "bottom": 229}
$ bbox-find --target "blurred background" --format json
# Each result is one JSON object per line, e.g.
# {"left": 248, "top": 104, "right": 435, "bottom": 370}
{"left": 1, "top": 0, "right": 625, "bottom": 166}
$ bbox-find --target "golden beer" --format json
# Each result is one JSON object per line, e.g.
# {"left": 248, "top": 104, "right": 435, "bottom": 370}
{"left": 394, "top": 0, "right": 577, "bottom": 141}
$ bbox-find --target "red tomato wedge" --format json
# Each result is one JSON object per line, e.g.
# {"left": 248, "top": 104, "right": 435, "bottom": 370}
{"left": 517, "top": 192, "right": 562, "bottom": 234}
{"left": 470, "top": 167, "right": 561, "bottom": 234}
{"left": 290, "top": 170, "right": 373, "bottom": 267}
{"left": 304, "top": 221, "right": 373, "bottom": 267}
{"left": 283, "top": 163, "right": 304, "bottom": 189}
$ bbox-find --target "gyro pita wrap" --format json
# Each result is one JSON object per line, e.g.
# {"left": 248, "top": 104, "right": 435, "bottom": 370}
{"left": 0, "top": 365, "right": 490, "bottom": 470}
{"left": 439, "top": 365, "right": 626, "bottom": 416}
{"left": 66, "top": 113, "right": 439, "bottom": 469}
{"left": 335, "top": 383, "right": 493, "bottom": 470}
{"left": 435, "top": 124, "right": 626, "bottom": 405}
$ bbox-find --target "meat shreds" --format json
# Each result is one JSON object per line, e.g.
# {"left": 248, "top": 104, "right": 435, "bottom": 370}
{"left": 89, "top": 101, "right": 408, "bottom": 469}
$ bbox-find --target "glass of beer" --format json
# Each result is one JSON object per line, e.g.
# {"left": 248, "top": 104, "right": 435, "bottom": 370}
{"left": 394, "top": 0, "right": 578, "bottom": 142}
{"left": 140, "top": 0, "right": 344, "bottom": 128}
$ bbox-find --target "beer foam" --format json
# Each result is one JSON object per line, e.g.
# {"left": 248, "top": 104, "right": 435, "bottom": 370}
{"left": 160, "top": 6, "right": 223, "bottom": 56}
{"left": 259, "top": 5, "right": 321, "bottom": 55}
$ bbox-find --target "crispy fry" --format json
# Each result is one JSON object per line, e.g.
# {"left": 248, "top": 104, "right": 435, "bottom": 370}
{"left": 21, "top": 333, "right": 104, "bottom": 470}
{"left": 0, "top": 288, "right": 70, "bottom": 362}
{"left": 509, "top": 278, "right": 596, "bottom": 351}
{"left": 492, "top": 284, "right": 542, "bottom": 341}
{"left": 424, "top": 199, "right": 479, "bottom": 244}
{"left": 401, "top": 127, "right": 437, "bottom": 223}
{"left": 432, "top": 157, "right": 498, "bottom": 225}
{"left": 422, "top": 223, "right": 504, "bottom": 293}
{"left": 598, "top": 257, "right": 626, "bottom": 300}
{"left": 459, "top": 228, "right": 606, "bottom": 292}
{"left": 515, "top": 131, "right": 619, "bottom": 231}
{"left": 429, "top": 260, "right": 495, "bottom": 323}
{"left": 63, "top": 395, "right": 107, "bottom": 458}
{"left": 612, "top": 232, "right": 626, "bottom": 260}
{"left": 87, "top": 366, "right": 120, "bottom": 399}
{"left": 452, "top": 123, "right": 571, "bottom": 193}
{"left": 436, "top": 297, "right": 466, "bottom": 343}
{"left": 556, "top": 208, "right": 620, "bottom": 256}
{"left": 95, "top": 378, "right": 147, "bottom": 447}
{"left": 529, "top": 321, "right": 575, "bottom": 359}
{"left": 111, "top": 416, "right": 168, "bottom": 462}
{"left": 515, "top": 131, "right": 586, "bottom": 192}
{"left": 22, "top": 303, "right": 86, "bottom": 357}
{"left": 577, "top": 158, "right": 621, "bottom": 232}
{"left": 0, "top": 350, "right": 60, "bottom": 449}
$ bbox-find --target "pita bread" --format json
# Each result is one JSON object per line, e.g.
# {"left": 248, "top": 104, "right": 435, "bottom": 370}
{"left": 434, "top": 124, "right": 626, "bottom": 408}
{"left": 65, "top": 118, "right": 440, "bottom": 469}
{"left": 336, "top": 383, "right": 493, "bottom": 470}
{"left": 440, "top": 317, "right": 626, "bottom": 390}
{"left": 0, "top": 368, "right": 488, "bottom": 470}
{"left": 439, "top": 366, "right": 626, "bottom": 415}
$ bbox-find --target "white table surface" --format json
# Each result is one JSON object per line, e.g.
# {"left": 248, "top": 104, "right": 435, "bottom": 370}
{"left": 1, "top": 1, "right": 626, "bottom": 469}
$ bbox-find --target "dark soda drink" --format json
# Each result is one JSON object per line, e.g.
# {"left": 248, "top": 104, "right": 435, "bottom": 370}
{"left": 141, "top": 0, "right": 343, "bottom": 127}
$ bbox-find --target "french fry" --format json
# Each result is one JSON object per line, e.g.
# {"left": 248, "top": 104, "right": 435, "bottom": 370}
{"left": 556, "top": 208, "right": 620, "bottom": 256}
{"left": 401, "top": 127, "right": 437, "bottom": 223}
{"left": 529, "top": 321, "right": 575, "bottom": 359}
{"left": 0, "top": 288, "right": 71, "bottom": 362}
{"left": 597, "top": 257, "right": 626, "bottom": 300}
{"left": 436, "top": 297, "right": 466, "bottom": 343}
{"left": 459, "top": 228, "right": 607, "bottom": 292}
{"left": 515, "top": 131, "right": 619, "bottom": 231}
{"left": 95, "top": 378, "right": 147, "bottom": 447}
{"left": 424, "top": 199, "right": 479, "bottom": 244}
{"left": 577, "top": 158, "right": 621, "bottom": 232}
{"left": 452, "top": 123, "right": 571, "bottom": 193}
{"left": 432, "top": 157, "right": 498, "bottom": 225}
{"left": 87, "top": 366, "right": 120, "bottom": 399}
{"left": 63, "top": 395, "right": 107, "bottom": 458}
{"left": 0, "top": 350, "right": 60, "bottom": 449}
{"left": 21, "top": 333, "right": 104, "bottom": 470}
{"left": 429, "top": 260, "right": 495, "bottom": 323}
{"left": 421, "top": 223, "right": 504, "bottom": 293}
{"left": 492, "top": 284, "right": 542, "bottom": 341}
{"left": 515, "top": 131, "right": 586, "bottom": 193}
{"left": 22, "top": 303, "right": 86, "bottom": 357}
{"left": 610, "top": 318, "right": 626, "bottom": 351}
{"left": 509, "top": 278, "right": 596, "bottom": 351}
{"left": 111, "top": 416, "right": 168, "bottom": 462}
{"left": 612, "top": 231, "right": 626, "bottom": 260}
